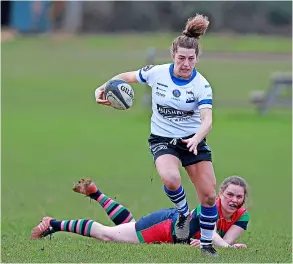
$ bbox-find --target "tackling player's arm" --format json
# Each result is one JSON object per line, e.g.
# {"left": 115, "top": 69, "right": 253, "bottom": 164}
{"left": 212, "top": 229, "right": 231, "bottom": 247}
{"left": 212, "top": 226, "right": 247, "bottom": 248}
{"left": 215, "top": 211, "right": 250, "bottom": 248}
{"left": 190, "top": 227, "right": 245, "bottom": 248}
{"left": 222, "top": 225, "right": 246, "bottom": 245}
{"left": 222, "top": 212, "right": 250, "bottom": 245}
{"left": 190, "top": 226, "right": 232, "bottom": 248}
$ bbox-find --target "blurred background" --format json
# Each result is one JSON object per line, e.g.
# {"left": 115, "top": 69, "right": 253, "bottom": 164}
{"left": 1, "top": 1, "right": 292, "bottom": 35}
{"left": 1, "top": 1, "right": 292, "bottom": 263}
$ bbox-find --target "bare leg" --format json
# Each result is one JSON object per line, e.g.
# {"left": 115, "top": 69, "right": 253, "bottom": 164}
{"left": 31, "top": 217, "right": 139, "bottom": 244}
{"left": 186, "top": 161, "right": 216, "bottom": 207}
{"left": 91, "top": 222, "right": 139, "bottom": 244}
{"left": 186, "top": 161, "right": 217, "bottom": 251}
{"left": 155, "top": 154, "right": 190, "bottom": 242}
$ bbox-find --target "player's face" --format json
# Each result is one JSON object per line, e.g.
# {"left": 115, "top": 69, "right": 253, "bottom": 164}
{"left": 220, "top": 184, "right": 245, "bottom": 214}
{"left": 173, "top": 47, "right": 197, "bottom": 79}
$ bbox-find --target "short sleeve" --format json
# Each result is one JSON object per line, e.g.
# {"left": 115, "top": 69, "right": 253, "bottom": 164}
{"left": 197, "top": 80, "right": 213, "bottom": 110}
{"left": 135, "top": 65, "right": 156, "bottom": 85}
{"left": 234, "top": 211, "right": 250, "bottom": 230}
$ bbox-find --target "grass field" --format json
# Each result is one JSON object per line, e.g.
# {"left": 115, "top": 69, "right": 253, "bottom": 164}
{"left": 1, "top": 34, "right": 292, "bottom": 263}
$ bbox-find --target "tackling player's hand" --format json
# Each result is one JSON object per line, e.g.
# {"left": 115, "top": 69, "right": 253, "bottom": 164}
{"left": 181, "top": 136, "right": 200, "bottom": 155}
{"left": 95, "top": 87, "right": 111, "bottom": 106}
{"left": 232, "top": 243, "right": 247, "bottom": 248}
{"left": 189, "top": 238, "right": 200, "bottom": 247}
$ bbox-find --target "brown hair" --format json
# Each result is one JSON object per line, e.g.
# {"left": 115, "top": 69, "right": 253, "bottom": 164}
{"left": 219, "top": 176, "right": 249, "bottom": 206}
{"left": 171, "top": 14, "right": 210, "bottom": 57}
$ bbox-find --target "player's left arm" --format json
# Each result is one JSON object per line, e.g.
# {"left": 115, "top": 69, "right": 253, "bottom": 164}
{"left": 222, "top": 225, "right": 246, "bottom": 245}
{"left": 192, "top": 210, "right": 250, "bottom": 248}
{"left": 193, "top": 80, "right": 213, "bottom": 143}
{"left": 212, "top": 229, "right": 231, "bottom": 247}
{"left": 223, "top": 212, "right": 250, "bottom": 245}
{"left": 212, "top": 227, "right": 247, "bottom": 248}
{"left": 212, "top": 223, "right": 248, "bottom": 249}
{"left": 193, "top": 108, "right": 212, "bottom": 143}
{"left": 181, "top": 81, "right": 213, "bottom": 154}
{"left": 191, "top": 226, "right": 240, "bottom": 248}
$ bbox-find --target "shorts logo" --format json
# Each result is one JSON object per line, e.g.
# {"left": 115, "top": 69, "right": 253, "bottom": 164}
{"left": 203, "top": 144, "right": 211, "bottom": 151}
{"left": 150, "top": 143, "right": 168, "bottom": 155}
{"left": 172, "top": 89, "right": 181, "bottom": 98}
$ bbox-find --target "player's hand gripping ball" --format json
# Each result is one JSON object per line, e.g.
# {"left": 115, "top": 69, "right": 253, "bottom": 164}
{"left": 104, "top": 79, "right": 134, "bottom": 110}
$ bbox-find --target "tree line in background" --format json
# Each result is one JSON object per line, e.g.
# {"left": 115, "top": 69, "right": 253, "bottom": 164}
{"left": 82, "top": 1, "right": 292, "bottom": 35}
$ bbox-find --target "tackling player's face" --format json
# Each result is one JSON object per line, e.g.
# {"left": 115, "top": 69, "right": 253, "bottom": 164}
{"left": 173, "top": 47, "right": 197, "bottom": 79}
{"left": 220, "top": 184, "right": 245, "bottom": 213}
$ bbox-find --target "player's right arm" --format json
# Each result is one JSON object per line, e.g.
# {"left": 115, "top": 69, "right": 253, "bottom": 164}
{"left": 94, "top": 71, "right": 138, "bottom": 105}
{"left": 95, "top": 65, "right": 156, "bottom": 105}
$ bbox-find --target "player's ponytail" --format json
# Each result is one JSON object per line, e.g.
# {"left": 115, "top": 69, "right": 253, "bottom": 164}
{"left": 182, "top": 14, "right": 209, "bottom": 39}
{"left": 171, "top": 14, "right": 209, "bottom": 57}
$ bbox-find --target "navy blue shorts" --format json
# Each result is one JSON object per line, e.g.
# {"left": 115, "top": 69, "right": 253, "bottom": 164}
{"left": 148, "top": 134, "right": 212, "bottom": 167}
{"left": 135, "top": 208, "right": 177, "bottom": 244}
{"left": 135, "top": 208, "right": 201, "bottom": 243}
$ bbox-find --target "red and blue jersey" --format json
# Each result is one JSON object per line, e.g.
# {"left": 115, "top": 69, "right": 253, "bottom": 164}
{"left": 135, "top": 199, "right": 250, "bottom": 244}
{"left": 191, "top": 198, "right": 250, "bottom": 239}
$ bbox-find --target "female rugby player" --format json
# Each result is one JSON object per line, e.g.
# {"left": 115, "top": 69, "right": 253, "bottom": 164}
{"left": 94, "top": 14, "right": 217, "bottom": 255}
{"left": 31, "top": 176, "right": 250, "bottom": 255}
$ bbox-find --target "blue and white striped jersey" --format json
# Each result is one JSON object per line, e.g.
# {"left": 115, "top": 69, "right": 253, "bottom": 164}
{"left": 135, "top": 63, "right": 213, "bottom": 138}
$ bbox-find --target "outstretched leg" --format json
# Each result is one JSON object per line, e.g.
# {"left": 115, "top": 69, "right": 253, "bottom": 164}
{"left": 73, "top": 179, "right": 135, "bottom": 225}
{"left": 31, "top": 216, "right": 139, "bottom": 244}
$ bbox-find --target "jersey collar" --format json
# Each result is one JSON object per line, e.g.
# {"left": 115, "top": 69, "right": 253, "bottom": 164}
{"left": 169, "top": 63, "right": 197, "bottom": 86}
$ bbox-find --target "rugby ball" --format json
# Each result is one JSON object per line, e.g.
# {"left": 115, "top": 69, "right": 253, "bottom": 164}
{"left": 104, "top": 79, "right": 134, "bottom": 110}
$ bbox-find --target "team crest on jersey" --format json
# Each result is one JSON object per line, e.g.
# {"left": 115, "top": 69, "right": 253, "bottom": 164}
{"left": 172, "top": 89, "right": 181, "bottom": 98}
{"left": 142, "top": 65, "right": 155, "bottom": 72}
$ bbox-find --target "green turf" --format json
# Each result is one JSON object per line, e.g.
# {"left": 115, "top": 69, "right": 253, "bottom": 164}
{"left": 2, "top": 33, "right": 292, "bottom": 53}
{"left": 1, "top": 35, "right": 292, "bottom": 263}
{"left": 77, "top": 33, "right": 293, "bottom": 53}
